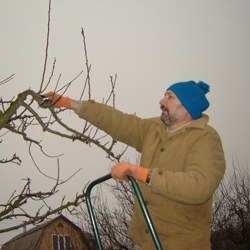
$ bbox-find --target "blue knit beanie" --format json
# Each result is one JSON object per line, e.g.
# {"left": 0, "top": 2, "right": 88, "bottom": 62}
{"left": 167, "top": 80, "right": 210, "bottom": 119}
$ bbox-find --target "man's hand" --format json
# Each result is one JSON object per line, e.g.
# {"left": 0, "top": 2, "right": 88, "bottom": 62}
{"left": 40, "top": 92, "right": 71, "bottom": 109}
{"left": 111, "top": 162, "right": 148, "bottom": 182}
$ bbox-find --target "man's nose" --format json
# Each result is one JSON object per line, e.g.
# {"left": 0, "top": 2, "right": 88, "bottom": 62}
{"left": 159, "top": 97, "right": 165, "bottom": 105}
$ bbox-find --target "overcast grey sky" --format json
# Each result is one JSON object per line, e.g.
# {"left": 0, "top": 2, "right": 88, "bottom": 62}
{"left": 1, "top": 0, "right": 250, "bottom": 245}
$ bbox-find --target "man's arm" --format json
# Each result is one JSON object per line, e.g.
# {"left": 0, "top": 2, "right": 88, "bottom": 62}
{"left": 40, "top": 92, "right": 154, "bottom": 151}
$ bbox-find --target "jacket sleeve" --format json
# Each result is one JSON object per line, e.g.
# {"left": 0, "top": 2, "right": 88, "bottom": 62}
{"left": 75, "top": 100, "right": 155, "bottom": 152}
{"left": 150, "top": 130, "right": 226, "bottom": 205}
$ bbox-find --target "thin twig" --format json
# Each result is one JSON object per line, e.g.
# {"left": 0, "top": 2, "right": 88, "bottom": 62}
{"left": 80, "top": 27, "right": 91, "bottom": 100}
{"left": 0, "top": 74, "right": 15, "bottom": 86}
{"left": 39, "top": 0, "right": 52, "bottom": 92}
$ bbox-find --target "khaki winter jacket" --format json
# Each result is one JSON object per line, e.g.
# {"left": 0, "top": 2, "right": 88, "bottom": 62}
{"left": 76, "top": 100, "right": 226, "bottom": 250}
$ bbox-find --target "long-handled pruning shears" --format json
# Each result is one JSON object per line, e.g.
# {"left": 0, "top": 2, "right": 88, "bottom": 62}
{"left": 86, "top": 174, "right": 163, "bottom": 249}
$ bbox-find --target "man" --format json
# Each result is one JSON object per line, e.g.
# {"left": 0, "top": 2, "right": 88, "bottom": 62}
{"left": 43, "top": 80, "right": 226, "bottom": 249}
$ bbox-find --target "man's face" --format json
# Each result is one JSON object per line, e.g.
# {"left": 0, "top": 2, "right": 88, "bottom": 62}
{"left": 159, "top": 90, "right": 188, "bottom": 126}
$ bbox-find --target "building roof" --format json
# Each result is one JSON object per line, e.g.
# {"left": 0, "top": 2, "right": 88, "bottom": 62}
{"left": 1, "top": 215, "right": 91, "bottom": 250}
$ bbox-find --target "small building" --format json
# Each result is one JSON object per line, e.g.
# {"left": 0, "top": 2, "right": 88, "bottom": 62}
{"left": 1, "top": 215, "right": 96, "bottom": 250}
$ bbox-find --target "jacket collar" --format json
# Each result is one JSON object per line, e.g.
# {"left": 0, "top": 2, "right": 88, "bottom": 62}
{"left": 188, "top": 114, "right": 209, "bottom": 129}
{"left": 166, "top": 114, "right": 209, "bottom": 137}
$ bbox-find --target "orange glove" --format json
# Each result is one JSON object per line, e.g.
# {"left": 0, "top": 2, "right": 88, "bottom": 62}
{"left": 111, "top": 162, "right": 148, "bottom": 182}
{"left": 41, "top": 92, "right": 71, "bottom": 109}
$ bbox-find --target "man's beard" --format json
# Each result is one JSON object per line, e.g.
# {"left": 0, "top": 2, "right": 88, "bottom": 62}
{"left": 160, "top": 105, "right": 178, "bottom": 126}
{"left": 160, "top": 113, "right": 171, "bottom": 126}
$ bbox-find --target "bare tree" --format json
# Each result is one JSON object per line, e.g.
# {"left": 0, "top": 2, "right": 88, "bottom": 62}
{"left": 0, "top": 0, "right": 124, "bottom": 234}
{"left": 211, "top": 155, "right": 250, "bottom": 250}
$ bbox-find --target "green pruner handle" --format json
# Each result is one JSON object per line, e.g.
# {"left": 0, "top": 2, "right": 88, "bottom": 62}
{"left": 86, "top": 173, "right": 163, "bottom": 249}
